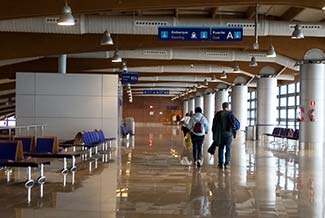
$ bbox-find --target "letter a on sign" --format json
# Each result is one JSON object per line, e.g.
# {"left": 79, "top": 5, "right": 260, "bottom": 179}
{"left": 227, "top": 32, "right": 234, "bottom": 39}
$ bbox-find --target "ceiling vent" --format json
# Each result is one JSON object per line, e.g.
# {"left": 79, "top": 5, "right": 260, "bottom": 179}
{"left": 45, "top": 17, "right": 79, "bottom": 24}
{"left": 288, "top": 24, "right": 321, "bottom": 30}
{"left": 134, "top": 20, "right": 169, "bottom": 27}
{"left": 206, "top": 52, "right": 230, "bottom": 58}
{"left": 227, "top": 23, "right": 255, "bottom": 29}
{"left": 143, "top": 50, "right": 168, "bottom": 56}
{"left": 248, "top": 53, "right": 267, "bottom": 58}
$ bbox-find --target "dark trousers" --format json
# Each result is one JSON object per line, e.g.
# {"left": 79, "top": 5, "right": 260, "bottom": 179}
{"left": 191, "top": 134, "right": 205, "bottom": 162}
{"left": 182, "top": 126, "right": 189, "bottom": 137}
{"left": 218, "top": 131, "right": 233, "bottom": 165}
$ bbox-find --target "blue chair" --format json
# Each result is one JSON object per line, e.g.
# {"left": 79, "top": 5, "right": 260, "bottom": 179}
{"left": 13, "top": 136, "right": 34, "bottom": 153}
{"left": 35, "top": 137, "right": 58, "bottom": 153}
{"left": 0, "top": 141, "right": 24, "bottom": 161}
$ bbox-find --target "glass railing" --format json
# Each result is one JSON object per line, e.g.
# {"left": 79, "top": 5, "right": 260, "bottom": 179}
{"left": 0, "top": 124, "right": 46, "bottom": 137}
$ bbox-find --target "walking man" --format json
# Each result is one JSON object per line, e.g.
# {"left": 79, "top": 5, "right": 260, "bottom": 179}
{"left": 212, "top": 102, "right": 234, "bottom": 169}
{"left": 188, "top": 107, "right": 209, "bottom": 168}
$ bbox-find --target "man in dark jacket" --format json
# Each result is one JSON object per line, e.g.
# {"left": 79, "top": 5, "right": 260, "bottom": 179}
{"left": 212, "top": 102, "right": 233, "bottom": 169}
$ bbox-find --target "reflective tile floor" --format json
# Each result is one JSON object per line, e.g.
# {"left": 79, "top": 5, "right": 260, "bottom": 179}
{"left": 1, "top": 126, "right": 325, "bottom": 218}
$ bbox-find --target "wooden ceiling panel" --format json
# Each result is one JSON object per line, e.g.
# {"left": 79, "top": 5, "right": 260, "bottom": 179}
{"left": 0, "top": 0, "right": 323, "bottom": 20}
{"left": 280, "top": 7, "right": 304, "bottom": 20}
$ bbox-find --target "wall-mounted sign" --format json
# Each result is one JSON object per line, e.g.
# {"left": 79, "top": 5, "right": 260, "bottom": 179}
{"left": 158, "top": 26, "right": 243, "bottom": 41}
{"left": 166, "top": 105, "right": 179, "bottom": 110}
{"left": 143, "top": 90, "right": 170, "bottom": 95}
{"left": 121, "top": 72, "right": 138, "bottom": 84}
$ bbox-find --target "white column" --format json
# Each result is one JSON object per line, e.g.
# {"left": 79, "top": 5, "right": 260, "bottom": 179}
{"left": 300, "top": 63, "right": 325, "bottom": 144}
{"left": 256, "top": 77, "right": 277, "bottom": 139}
{"left": 215, "top": 89, "right": 228, "bottom": 112}
{"left": 204, "top": 92, "right": 215, "bottom": 126}
{"left": 195, "top": 94, "right": 204, "bottom": 111}
{"left": 188, "top": 97, "right": 195, "bottom": 114}
{"left": 183, "top": 99, "right": 189, "bottom": 115}
{"left": 58, "top": 54, "right": 67, "bottom": 74}
{"left": 231, "top": 85, "right": 248, "bottom": 131}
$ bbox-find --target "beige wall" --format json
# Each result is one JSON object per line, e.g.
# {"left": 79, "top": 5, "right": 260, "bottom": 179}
{"left": 123, "top": 96, "right": 182, "bottom": 124}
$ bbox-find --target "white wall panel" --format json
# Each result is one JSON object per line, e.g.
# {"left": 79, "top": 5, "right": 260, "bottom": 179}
{"left": 103, "top": 75, "right": 119, "bottom": 96}
{"left": 16, "top": 73, "right": 119, "bottom": 139}
{"left": 16, "top": 95, "right": 35, "bottom": 117}
{"left": 36, "top": 118, "right": 102, "bottom": 140}
{"left": 15, "top": 118, "right": 36, "bottom": 126}
{"left": 35, "top": 96, "right": 102, "bottom": 118}
{"left": 35, "top": 73, "right": 102, "bottom": 96}
{"left": 102, "top": 97, "right": 118, "bottom": 118}
{"left": 16, "top": 73, "right": 35, "bottom": 94}
{"left": 102, "top": 118, "right": 118, "bottom": 139}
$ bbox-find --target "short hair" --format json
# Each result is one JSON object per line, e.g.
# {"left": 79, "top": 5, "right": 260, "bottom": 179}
{"left": 195, "top": 107, "right": 202, "bottom": 113}
{"left": 222, "top": 102, "right": 229, "bottom": 109}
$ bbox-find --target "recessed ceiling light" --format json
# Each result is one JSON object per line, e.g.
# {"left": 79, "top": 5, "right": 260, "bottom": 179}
{"left": 322, "top": 6, "right": 325, "bottom": 11}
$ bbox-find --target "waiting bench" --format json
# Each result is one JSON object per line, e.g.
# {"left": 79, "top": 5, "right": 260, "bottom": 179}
{"left": 60, "top": 129, "right": 116, "bottom": 161}
{"left": 264, "top": 127, "right": 299, "bottom": 143}
{"left": 0, "top": 140, "right": 50, "bottom": 203}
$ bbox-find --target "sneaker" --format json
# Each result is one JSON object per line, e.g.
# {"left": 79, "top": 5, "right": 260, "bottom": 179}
{"left": 218, "top": 163, "right": 223, "bottom": 169}
{"left": 224, "top": 164, "right": 229, "bottom": 169}
{"left": 196, "top": 160, "right": 201, "bottom": 168}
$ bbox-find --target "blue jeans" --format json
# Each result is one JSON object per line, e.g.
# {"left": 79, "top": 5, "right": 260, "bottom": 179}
{"left": 191, "top": 134, "right": 205, "bottom": 162}
{"left": 218, "top": 131, "right": 233, "bottom": 165}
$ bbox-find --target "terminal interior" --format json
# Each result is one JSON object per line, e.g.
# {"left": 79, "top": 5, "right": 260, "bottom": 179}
{"left": 0, "top": 1, "right": 325, "bottom": 218}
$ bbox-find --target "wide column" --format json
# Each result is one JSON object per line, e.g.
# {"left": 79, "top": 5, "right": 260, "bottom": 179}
{"left": 256, "top": 77, "right": 277, "bottom": 139}
{"left": 300, "top": 63, "right": 325, "bottom": 144}
{"left": 195, "top": 93, "right": 204, "bottom": 111}
{"left": 183, "top": 99, "right": 189, "bottom": 115}
{"left": 188, "top": 97, "right": 195, "bottom": 114}
{"left": 204, "top": 92, "right": 215, "bottom": 126}
{"left": 231, "top": 85, "right": 248, "bottom": 131}
{"left": 215, "top": 89, "right": 228, "bottom": 112}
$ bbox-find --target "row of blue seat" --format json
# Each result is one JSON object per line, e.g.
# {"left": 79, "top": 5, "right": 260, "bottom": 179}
{"left": 264, "top": 127, "right": 299, "bottom": 141}
{"left": 0, "top": 136, "right": 59, "bottom": 160}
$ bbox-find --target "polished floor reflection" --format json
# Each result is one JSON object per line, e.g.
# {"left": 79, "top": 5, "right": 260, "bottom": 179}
{"left": 117, "top": 126, "right": 325, "bottom": 218}
{"left": 0, "top": 126, "right": 325, "bottom": 218}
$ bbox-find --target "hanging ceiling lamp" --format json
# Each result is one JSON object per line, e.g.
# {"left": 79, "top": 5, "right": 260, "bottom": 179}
{"left": 233, "top": 65, "right": 240, "bottom": 73}
{"left": 291, "top": 24, "right": 304, "bottom": 39}
{"left": 112, "top": 50, "right": 122, "bottom": 63}
{"left": 249, "top": 56, "right": 258, "bottom": 67}
{"left": 57, "top": 2, "right": 75, "bottom": 26}
{"left": 100, "top": 31, "right": 114, "bottom": 45}
{"left": 220, "top": 70, "right": 227, "bottom": 79}
{"left": 266, "top": 44, "right": 277, "bottom": 58}
{"left": 121, "top": 62, "right": 128, "bottom": 72}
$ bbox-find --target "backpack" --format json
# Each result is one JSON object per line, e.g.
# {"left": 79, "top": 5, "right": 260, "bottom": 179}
{"left": 193, "top": 117, "right": 203, "bottom": 133}
{"left": 228, "top": 112, "right": 240, "bottom": 131}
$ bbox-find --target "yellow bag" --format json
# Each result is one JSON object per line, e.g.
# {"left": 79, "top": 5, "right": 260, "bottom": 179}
{"left": 184, "top": 132, "right": 192, "bottom": 149}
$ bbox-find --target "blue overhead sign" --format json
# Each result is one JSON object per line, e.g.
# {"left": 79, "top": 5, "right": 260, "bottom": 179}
{"left": 121, "top": 72, "right": 138, "bottom": 84}
{"left": 143, "top": 90, "right": 170, "bottom": 95}
{"left": 159, "top": 27, "right": 210, "bottom": 41}
{"left": 158, "top": 26, "right": 243, "bottom": 41}
{"left": 211, "top": 27, "right": 242, "bottom": 41}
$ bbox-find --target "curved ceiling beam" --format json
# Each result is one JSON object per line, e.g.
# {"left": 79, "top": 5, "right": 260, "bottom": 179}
{"left": 0, "top": 0, "right": 323, "bottom": 20}
{"left": 1, "top": 15, "right": 324, "bottom": 38}
{"left": 0, "top": 33, "right": 322, "bottom": 60}
{"left": 69, "top": 48, "right": 298, "bottom": 70}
